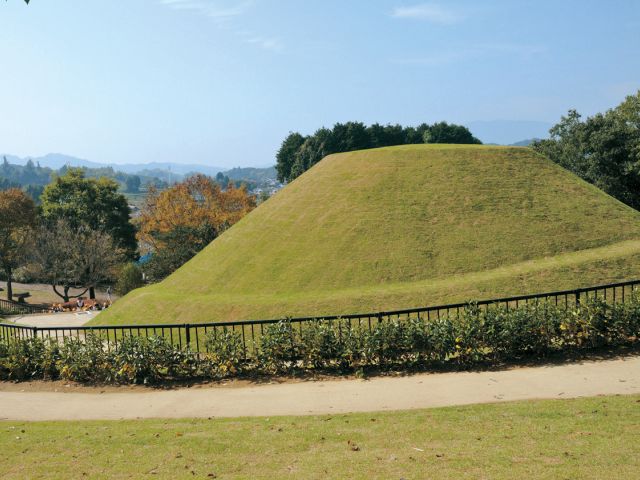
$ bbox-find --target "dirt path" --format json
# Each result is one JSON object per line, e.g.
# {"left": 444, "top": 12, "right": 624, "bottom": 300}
{"left": 1, "top": 356, "right": 638, "bottom": 421}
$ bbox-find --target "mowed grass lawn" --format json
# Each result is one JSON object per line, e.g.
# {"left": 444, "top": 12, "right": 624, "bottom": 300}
{"left": 99, "top": 145, "right": 640, "bottom": 325}
{"left": 2, "top": 395, "right": 639, "bottom": 479}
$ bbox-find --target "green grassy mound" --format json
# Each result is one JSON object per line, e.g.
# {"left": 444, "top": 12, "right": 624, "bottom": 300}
{"left": 97, "top": 144, "right": 640, "bottom": 325}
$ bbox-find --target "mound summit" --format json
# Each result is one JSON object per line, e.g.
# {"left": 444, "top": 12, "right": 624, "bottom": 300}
{"left": 98, "top": 144, "right": 640, "bottom": 325}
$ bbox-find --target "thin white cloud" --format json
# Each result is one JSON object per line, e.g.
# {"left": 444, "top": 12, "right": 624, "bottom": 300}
{"left": 245, "top": 36, "right": 284, "bottom": 53}
{"left": 391, "top": 3, "right": 463, "bottom": 24}
{"left": 159, "top": 0, "right": 283, "bottom": 52}
{"left": 160, "top": 0, "right": 251, "bottom": 19}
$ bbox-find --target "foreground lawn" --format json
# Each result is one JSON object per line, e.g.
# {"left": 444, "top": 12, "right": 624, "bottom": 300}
{"left": 2, "top": 395, "right": 639, "bottom": 479}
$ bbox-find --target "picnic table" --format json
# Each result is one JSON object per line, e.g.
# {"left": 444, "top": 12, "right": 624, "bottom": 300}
{"left": 13, "top": 292, "right": 31, "bottom": 303}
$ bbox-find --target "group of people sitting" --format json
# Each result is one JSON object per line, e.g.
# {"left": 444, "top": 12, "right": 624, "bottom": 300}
{"left": 50, "top": 297, "right": 111, "bottom": 313}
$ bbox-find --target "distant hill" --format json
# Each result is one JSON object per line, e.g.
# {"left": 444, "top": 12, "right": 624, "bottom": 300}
{"left": 2, "top": 153, "right": 224, "bottom": 179}
{"left": 510, "top": 138, "right": 541, "bottom": 147}
{"left": 466, "top": 120, "right": 551, "bottom": 145}
{"left": 223, "top": 166, "right": 277, "bottom": 183}
{"left": 98, "top": 144, "right": 640, "bottom": 325}
{"left": 115, "top": 162, "right": 224, "bottom": 177}
{"left": 2, "top": 153, "right": 103, "bottom": 170}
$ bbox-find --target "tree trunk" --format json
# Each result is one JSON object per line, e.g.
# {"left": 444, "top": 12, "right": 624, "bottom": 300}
{"left": 52, "top": 285, "right": 70, "bottom": 302}
{"left": 89, "top": 287, "right": 96, "bottom": 300}
{"left": 5, "top": 267, "right": 12, "bottom": 301}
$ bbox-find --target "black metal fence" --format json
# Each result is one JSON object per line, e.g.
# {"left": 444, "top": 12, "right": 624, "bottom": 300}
{"left": 0, "top": 298, "right": 50, "bottom": 316}
{"left": 1, "top": 279, "right": 639, "bottom": 358}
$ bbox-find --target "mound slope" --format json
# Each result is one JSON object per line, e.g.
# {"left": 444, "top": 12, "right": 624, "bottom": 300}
{"left": 99, "top": 145, "right": 640, "bottom": 325}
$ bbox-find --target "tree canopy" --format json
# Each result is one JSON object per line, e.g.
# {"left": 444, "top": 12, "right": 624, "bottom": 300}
{"left": 137, "top": 174, "right": 256, "bottom": 280}
{"left": 533, "top": 91, "right": 640, "bottom": 210}
{"left": 0, "top": 188, "right": 37, "bottom": 300}
{"left": 40, "top": 168, "right": 137, "bottom": 258}
{"left": 30, "top": 220, "right": 123, "bottom": 302}
{"left": 276, "top": 121, "right": 481, "bottom": 182}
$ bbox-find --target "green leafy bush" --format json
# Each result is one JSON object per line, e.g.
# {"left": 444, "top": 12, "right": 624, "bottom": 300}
{"left": 203, "top": 329, "right": 246, "bottom": 378}
{"left": 0, "top": 337, "right": 59, "bottom": 381}
{"left": 111, "top": 335, "right": 197, "bottom": 385}
{"left": 58, "top": 335, "right": 113, "bottom": 383}
{"left": 363, "top": 320, "right": 409, "bottom": 365}
{"left": 115, "top": 263, "right": 144, "bottom": 296}
{"left": 299, "top": 320, "right": 343, "bottom": 369}
{"left": 424, "top": 316, "right": 456, "bottom": 362}
{"left": 1, "top": 294, "right": 640, "bottom": 384}
{"left": 258, "top": 321, "right": 300, "bottom": 374}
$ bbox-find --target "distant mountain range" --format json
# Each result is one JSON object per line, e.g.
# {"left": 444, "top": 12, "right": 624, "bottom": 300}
{"left": 509, "top": 138, "right": 541, "bottom": 147}
{"left": 1, "top": 153, "right": 226, "bottom": 177}
{"left": 466, "top": 120, "right": 552, "bottom": 146}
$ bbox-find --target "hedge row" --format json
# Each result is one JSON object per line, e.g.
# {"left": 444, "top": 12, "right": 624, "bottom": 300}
{"left": 1, "top": 297, "right": 639, "bottom": 384}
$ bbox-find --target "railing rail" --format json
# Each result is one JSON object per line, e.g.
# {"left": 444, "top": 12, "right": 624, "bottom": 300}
{"left": 1, "top": 279, "right": 639, "bottom": 357}
{"left": 0, "top": 298, "right": 50, "bottom": 316}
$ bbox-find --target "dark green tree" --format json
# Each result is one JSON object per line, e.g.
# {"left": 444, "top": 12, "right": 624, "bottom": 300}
{"left": 115, "top": 263, "right": 144, "bottom": 296}
{"left": 0, "top": 189, "right": 36, "bottom": 300}
{"left": 276, "top": 132, "right": 306, "bottom": 182}
{"left": 423, "top": 122, "right": 482, "bottom": 144}
{"left": 125, "top": 175, "right": 141, "bottom": 193}
{"left": 40, "top": 168, "right": 137, "bottom": 259}
{"left": 276, "top": 121, "right": 482, "bottom": 182}
{"left": 533, "top": 91, "right": 640, "bottom": 210}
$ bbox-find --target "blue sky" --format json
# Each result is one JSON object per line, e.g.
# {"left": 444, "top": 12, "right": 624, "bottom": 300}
{"left": 1, "top": 0, "right": 638, "bottom": 168}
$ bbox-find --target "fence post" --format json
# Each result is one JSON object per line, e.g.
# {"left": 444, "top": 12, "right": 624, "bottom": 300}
{"left": 32, "top": 326, "right": 38, "bottom": 339}
{"left": 185, "top": 324, "right": 191, "bottom": 346}
{"left": 575, "top": 290, "right": 581, "bottom": 307}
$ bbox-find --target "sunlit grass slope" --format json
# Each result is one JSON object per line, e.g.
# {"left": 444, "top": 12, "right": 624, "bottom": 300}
{"left": 98, "top": 144, "right": 640, "bottom": 325}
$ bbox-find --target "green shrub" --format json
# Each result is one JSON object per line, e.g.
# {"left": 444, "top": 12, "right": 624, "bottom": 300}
{"left": 452, "top": 305, "right": 488, "bottom": 364}
{"left": 363, "top": 320, "right": 410, "bottom": 365}
{"left": 336, "top": 321, "right": 367, "bottom": 369}
{"left": 112, "top": 335, "right": 197, "bottom": 385}
{"left": 484, "top": 303, "right": 562, "bottom": 360}
{"left": 299, "top": 320, "right": 343, "bottom": 369}
{"left": 115, "top": 263, "right": 144, "bottom": 296}
{"left": 424, "top": 316, "right": 456, "bottom": 362}
{"left": 2, "top": 294, "right": 640, "bottom": 384}
{"left": 0, "top": 340, "right": 7, "bottom": 379}
{"left": 58, "top": 335, "right": 112, "bottom": 383}
{"left": 204, "top": 329, "right": 246, "bottom": 378}
{"left": 0, "top": 337, "right": 60, "bottom": 381}
{"left": 618, "top": 294, "right": 640, "bottom": 340}
{"left": 258, "top": 321, "right": 300, "bottom": 374}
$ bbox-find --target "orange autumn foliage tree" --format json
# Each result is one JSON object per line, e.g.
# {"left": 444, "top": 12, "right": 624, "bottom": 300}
{"left": 137, "top": 174, "right": 256, "bottom": 253}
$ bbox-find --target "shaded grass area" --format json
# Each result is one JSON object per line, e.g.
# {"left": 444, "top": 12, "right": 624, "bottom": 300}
{"left": 2, "top": 395, "right": 639, "bottom": 479}
{"left": 99, "top": 145, "right": 640, "bottom": 325}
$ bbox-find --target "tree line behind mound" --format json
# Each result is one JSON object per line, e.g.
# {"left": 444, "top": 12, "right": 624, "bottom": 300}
{"left": 276, "top": 121, "right": 482, "bottom": 182}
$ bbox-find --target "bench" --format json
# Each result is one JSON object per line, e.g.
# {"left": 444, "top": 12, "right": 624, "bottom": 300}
{"left": 13, "top": 292, "right": 31, "bottom": 303}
